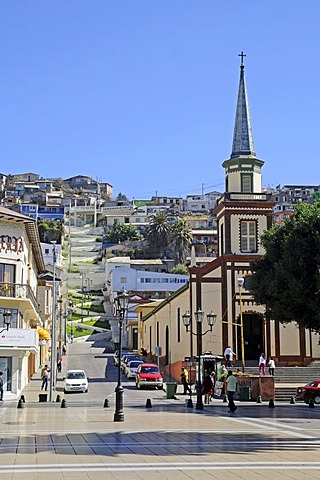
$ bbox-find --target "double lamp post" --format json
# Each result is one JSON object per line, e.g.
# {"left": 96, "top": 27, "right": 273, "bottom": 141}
{"left": 114, "top": 290, "right": 129, "bottom": 422}
{"left": 182, "top": 309, "right": 217, "bottom": 410}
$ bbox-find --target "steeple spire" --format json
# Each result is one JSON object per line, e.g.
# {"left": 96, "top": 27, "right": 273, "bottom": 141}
{"left": 230, "top": 52, "right": 256, "bottom": 158}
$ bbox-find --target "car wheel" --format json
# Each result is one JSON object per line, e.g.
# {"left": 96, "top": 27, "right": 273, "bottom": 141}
{"left": 304, "top": 400, "right": 309, "bottom": 404}
{"left": 314, "top": 395, "right": 320, "bottom": 404}
{"left": 64, "top": 389, "right": 67, "bottom": 394}
{"left": 157, "top": 385, "right": 163, "bottom": 390}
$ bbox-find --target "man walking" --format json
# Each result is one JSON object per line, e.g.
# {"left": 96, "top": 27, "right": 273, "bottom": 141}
{"left": 224, "top": 346, "right": 235, "bottom": 368}
{"left": 226, "top": 370, "right": 238, "bottom": 413}
{"left": 180, "top": 367, "right": 192, "bottom": 395}
{"left": 41, "top": 365, "right": 50, "bottom": 391}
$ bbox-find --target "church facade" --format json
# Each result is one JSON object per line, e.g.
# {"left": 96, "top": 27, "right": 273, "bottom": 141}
{"left": 137, "top": 56, "right": 320, "bottom": 370}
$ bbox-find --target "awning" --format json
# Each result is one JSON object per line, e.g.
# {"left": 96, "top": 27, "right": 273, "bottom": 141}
{"left": 37, "top": 327, "right": 51, "bottom": 340}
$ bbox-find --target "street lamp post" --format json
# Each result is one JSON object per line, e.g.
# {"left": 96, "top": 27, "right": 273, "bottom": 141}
{"left": 1, "top": 309, "right": 12, "bottom": 334}
{"left": 182, "top": 309, "right": 217, "bottom": 410}
{"left": 114, "top": 290, "right": 129, "bottom": 422}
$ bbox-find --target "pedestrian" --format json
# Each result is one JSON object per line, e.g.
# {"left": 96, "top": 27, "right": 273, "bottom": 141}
{"left": 224, "top": 346, "right": 235, "bottom": 368}
{"left": 180, "top": 367, "right": 192, "bottom": 395}
{"left": 268, "top": 356, "right": 275, "bottom": 376}
{"left": 202, "top": 374, "right": 213, "bottom": 404}
{"left": 226, "top": 370, "right": 238, "bottom": 413}
{"left": 62, "top": 344, "right": 67, "bottom": 355}
{"left": 41, "top": 364, "right": 50, "bottom": 391}
{"left": 57, "top": 357, "right": 62, "bottom": 373}
{"left": 0, "top": 371, "right": 4, "bottom": 401}
{"left": 259, "top": 353, "right": 267, "bottom": 375}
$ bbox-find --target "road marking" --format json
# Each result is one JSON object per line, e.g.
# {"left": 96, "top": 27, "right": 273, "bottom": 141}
{"left": 0, "top": 462, "right": 320, "bottom": 472}
{"left": 231, "top": 416, "right": 316, "bottom": 439}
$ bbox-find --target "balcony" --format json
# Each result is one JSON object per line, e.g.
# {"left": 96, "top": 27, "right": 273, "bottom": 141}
{"left": 0, "top": 283, "right": 41, "bottom": 316}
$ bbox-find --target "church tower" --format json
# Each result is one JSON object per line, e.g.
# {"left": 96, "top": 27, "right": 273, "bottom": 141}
{"left": 216, "top": 53, "right": 273, "bottom": 257}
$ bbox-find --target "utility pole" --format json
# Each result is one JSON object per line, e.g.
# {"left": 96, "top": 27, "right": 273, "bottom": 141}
{"left": 49, "top": 241, "right": 57, "bottom": 402}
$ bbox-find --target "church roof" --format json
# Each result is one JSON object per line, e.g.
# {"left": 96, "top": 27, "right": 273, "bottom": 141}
{"left": 230, "top": 53, "right": 256, "bottom": 159}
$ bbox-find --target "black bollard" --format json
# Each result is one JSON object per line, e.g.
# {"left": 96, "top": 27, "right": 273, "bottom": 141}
{"left": 256, "top": 395, "right": 262, "bottom": 404}
{"left": 268, "top": 399, "right": 275, "bottom": 408}
{"left": 20, "top": 395, "right": 25, "bottom": 403}
{"left": 187, "top": 398, "right": 193, "bottom": 408}
{"left": 17, "top": 398, "right": 24, "bottom": 409}
{"left": 309, "top": 399, "right": 315, "bottom": 408}
{"left": 290, "top": 396, "right": 295, "bottom": 404}
{"left": 146, "top": 398, "right": 152, "bottom": 408}
{"left": 103, "top": 399, "right": 110, "bottom": 408}
{"left": 61, "top": 399, "right": 67, "bottom": 408}
{"left": 56, "top": 395, "right": 61, "bottom": 403}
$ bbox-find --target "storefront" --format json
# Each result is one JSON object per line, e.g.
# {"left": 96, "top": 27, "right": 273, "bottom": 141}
{"left": 0, "top": 328, "right": 39, "bottom": 399}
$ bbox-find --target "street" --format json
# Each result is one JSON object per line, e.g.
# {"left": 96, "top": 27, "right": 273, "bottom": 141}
{"left": 0, "top": 341, "right": 320, "bottom": 479}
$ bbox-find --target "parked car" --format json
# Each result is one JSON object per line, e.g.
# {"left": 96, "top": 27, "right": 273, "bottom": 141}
{"left": 64, "top": 369, "right": 89, "bottom": 393}
{"left": 125, "top": 359, "right": 144, "bottom": 379}
{"left": 296, "top": 380, "right": 320, "bottom": 404}
{"left": 135, "top": 363, "right": 163, "bottom": 390}
{"left": 121, "top": 352, "right": 141, "bottom": 372}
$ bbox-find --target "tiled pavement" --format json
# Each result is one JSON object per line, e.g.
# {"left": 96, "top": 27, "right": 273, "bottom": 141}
{"left": 0, "top": 368, "right": 320, "bottom": 479}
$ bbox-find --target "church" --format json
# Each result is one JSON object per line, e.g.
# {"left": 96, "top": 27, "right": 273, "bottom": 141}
{"left": 136, "top": 54, "right": 320, "bottom": 373}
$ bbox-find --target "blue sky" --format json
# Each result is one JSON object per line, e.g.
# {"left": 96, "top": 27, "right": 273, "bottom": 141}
{"left": 1, "top": 1, "right": 319, "bottom": 199}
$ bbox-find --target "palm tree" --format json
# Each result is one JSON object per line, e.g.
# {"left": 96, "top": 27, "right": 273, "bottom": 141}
{"left": 169, "top": 218, "right": 193, "bottom": 265}
{"left": 146, "top": 212, "right": 171, "bottom": 258}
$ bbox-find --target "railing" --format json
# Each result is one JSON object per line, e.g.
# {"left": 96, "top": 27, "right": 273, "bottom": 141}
{"left": 219, "top": 192, "right": 273, "bottom": 203}
{"left": 0, "top": 283, "right": 40, "bottom": 315}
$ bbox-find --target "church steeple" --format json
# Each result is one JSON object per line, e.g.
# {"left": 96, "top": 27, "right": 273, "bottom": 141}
{"left": 231, "top": 52, "right": 256, "bottom": 159}
{"left": 222, "top": 52, "right": 264, "bottom": 194}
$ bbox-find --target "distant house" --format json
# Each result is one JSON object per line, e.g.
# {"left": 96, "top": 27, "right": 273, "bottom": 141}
{"left": 64, "top": 175, "right": 100, "bottom": 195}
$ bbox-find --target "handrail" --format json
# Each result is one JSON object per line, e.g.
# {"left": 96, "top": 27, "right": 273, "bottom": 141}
{"left": 0, "top": 283, "right": 40, "bottom": 315}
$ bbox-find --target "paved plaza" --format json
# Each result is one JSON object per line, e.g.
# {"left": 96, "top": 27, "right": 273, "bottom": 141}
{"left": 0, "top": 361, "right": 320, "bottom": 480}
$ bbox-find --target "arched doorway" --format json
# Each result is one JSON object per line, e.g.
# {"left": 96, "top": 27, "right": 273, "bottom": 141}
{"left": 237, "top": 313, "right": 264, "bottom": 362}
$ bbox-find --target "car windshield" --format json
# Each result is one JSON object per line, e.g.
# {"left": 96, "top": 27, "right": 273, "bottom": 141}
{"left": 130, "top": 361, "right": 142, "bottom": 368}
{"left": 67, "top": 372, "right": 86, "bottom": 379}
{"left": 141, "top": 367, "right": 159, "bottom": 374}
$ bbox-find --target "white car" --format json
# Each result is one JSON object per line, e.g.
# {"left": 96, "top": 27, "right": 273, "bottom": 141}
{"left": 125, "top": 360, "right": 143, "bottom": 379}
{"left": 64, "top": 369, "right": 89, "bottom": 393}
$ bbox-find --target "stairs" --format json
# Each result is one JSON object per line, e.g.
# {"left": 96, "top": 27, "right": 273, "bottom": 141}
{"left": 242, "top": 365, "right": 320, "bottom": 402}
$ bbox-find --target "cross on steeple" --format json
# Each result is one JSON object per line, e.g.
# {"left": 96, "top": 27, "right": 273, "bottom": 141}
{"left": 238, "top": 51, "right": 246, "bottom": 66}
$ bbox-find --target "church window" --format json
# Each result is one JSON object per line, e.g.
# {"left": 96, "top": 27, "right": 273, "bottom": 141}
{"left": 240, "top": 220, "right": 257, "bottom": 252}
{"left": 241, "top": 174, "right": 253, "bottom": 193}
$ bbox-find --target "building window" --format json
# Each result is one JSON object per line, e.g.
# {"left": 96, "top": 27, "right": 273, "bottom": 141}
{"left": 240, "top": 220, "right": 257, "bottom": 253}
{"left": 120, "top": 277, "right": 127, "bottom": 283}
{"left": 124, "top": 217, "right": 129, "bottom": 223}
{"left": 241, "top": 174, "right": 253, "bottom": 193}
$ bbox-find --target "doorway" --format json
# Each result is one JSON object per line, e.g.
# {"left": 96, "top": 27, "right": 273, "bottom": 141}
{"left": 237, "top": 314, "right": 263, "bottom": 361}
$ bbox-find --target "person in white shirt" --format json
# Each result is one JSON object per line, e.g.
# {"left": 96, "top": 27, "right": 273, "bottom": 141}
{"left": 268, "top": 357, "right": 275, "bottom": 376}
{"left": 259, "top": 353, "right": 266, "bottom": 375}
{"left": 224, "top": 346, "right": 235, "bottom": 368}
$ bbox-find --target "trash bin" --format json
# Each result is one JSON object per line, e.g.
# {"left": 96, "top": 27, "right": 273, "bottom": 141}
{"left": 38, "top": 393, "right": 48, "bottom": 402}
{"left": 166, "top": 382, "right": 177, "bottom": 399}
{"left": 239, "top": 386, "right": 251, "bottom": 401}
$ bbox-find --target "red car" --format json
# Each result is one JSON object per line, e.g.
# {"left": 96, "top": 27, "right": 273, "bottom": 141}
{"left": 296, "top": 380, "right": 320, "bottom": 404}
{"left": 135, "top": 363, "right": 163, "bottom": 390}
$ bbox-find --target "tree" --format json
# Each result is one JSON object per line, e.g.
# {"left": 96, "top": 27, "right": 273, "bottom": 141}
{"left": 169, "top": 218, "right": 193, "bottom": 265}
{"left": 250, "top": 201, "right": 320, "bottom": 332}
{"left": 146, "top": 212, "right": 171, "bottom": 258}
{"left": 170, "top": 264, "right": 189, "bottom": 275}
{"left": 37, "top": 219, "right": 64, "bottom": 243}
{"left": 104, "top": 220, "right": 142, "bottom": 244}
{"left": 116, "top": 192, "right": 128, "bottom": 202}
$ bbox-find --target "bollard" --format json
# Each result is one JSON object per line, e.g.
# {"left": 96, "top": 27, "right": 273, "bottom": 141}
{"left": 56, "top": 395, "right": 61, "bottom": 403}
{"left": 103, "top": 398, "right": 110, "bottom": 408}
{"left": 222, "top": 394, "right": 228, "bottom": 403}
{"left": 146, "top": 398, "right": 152, "bottom": 408}
{"left": 290, "top": 396, "right": 295, "bottom": 404}
{"left": 20, "top": 395, "right": 25, "bottom": 403}
{"left": 187, "top": 398, "right": 193, "bottom": 408}
{"left": 61, "top": 399, "right": 67, "bottom": 408}
{"left": 17, "top": 398, "right": 24, "bottom": 409}
{"left": 256, "top": 395, "right": 262, "bottom": 404}
{"left": 309, "top": 399, "right": 315, "bottom": 408}
{"left": 268, "top": 399, "right": 275, "bottom": 408}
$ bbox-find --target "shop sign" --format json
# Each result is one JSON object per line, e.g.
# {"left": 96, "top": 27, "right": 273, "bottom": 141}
{"left": 0, "top": 328, "right": 38, "bottom": 348}
{"left": 0, "top": 235, "right": 24, "bottom": 254}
